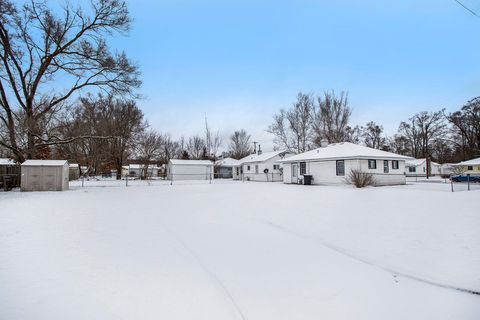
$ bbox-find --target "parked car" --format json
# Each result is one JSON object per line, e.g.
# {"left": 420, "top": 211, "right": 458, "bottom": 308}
{"left": 450, "top": 174, "right": 480, "bottom": 183}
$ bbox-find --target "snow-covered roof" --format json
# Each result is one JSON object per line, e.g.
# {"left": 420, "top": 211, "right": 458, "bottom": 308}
{"left": 239, "top": 150, "right": 291, "bottom": 164}
{"left": 128, "top": 164, "right": 161, "bottom": 169}
{"left": 169, "top": 159, "right": 213, "bottom": 166}
{"left": 279, "top": 142, "right": 411, "bottom": 163}
{"left": 22, "top": 160, "right": 68, "bottom": 166}
{"left": 456, "top": 157, "right": 480, "bottom": 166}
{"left": 0, "top": 158, "right": 16, "bottom": 165}
{"left": 215, "top": 157, "right": 241, "bottom": 167}
{"left": 69, "top": 163, "right": 79, "bottom": 168}
{"left": 405, "top": 158, "right": 440, "bottom": 167}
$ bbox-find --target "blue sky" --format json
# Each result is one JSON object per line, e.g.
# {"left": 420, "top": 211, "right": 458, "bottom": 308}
{"left": 108, "top": 0, "right": 480, "bottom": 149}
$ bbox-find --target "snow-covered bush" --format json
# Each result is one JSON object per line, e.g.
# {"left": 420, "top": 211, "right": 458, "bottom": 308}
{"left": 346, "top": 169, "right": 375, "bottom": 188}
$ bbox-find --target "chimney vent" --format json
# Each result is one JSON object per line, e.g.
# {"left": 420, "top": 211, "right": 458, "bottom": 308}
{"left": 320, "top": 139, "right": 329, "bottom": 148}
{"left": 257, "top": 144, "right": 262, "bottom": 155}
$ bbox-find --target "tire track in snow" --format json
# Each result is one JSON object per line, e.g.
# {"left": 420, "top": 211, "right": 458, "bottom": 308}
{"left": 160, "top": 224, "right": 247, "bottom": 320}
{"left": 257, "top": 219, "right": 480, "bottom": 296}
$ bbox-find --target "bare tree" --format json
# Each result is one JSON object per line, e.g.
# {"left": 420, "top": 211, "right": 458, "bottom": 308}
{"left": 414, "top": 110, "right": 446, "bottom": 160}
{"left": 387, "top": 134, "right": 411, "bottom": 156}
{"left": 229, "top": 129, "right": 253, "bottom": 159}
{"left": 447, "top": 97, "right": 480, "bottom": 160}
{"left": 312, "top": 91, "right": 352, "bottom": 144}
{"left": 268, "top": 92, "right": 314, "bottom": 153}
{"left": 0, "top": 0, "right": 140, "bottom": 162}
{"left": 204, "top": 116, "right": 222, "bottom": 159}
{"left": 136, "top": 129, "right": 162, "bottom": 179}
{"left": 398, "top": 118, "right": 422, "bottom": 158}
{"left": 187, "top": 135, "right": 206, "bottom": 160}
{"left": 362, "top": 121, "right": 386, "bottom": 149}
{"left": 63, "top": 94, "right": 145, "bottom": 178}
{"left": 158, "top": 134, "right": 181, "bottom": 164}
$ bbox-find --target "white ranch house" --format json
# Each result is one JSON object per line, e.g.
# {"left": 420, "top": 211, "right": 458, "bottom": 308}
{"left": 278, "top": 142, "right": 410, "bottom": 186}
{"left": 405, "top": 158, "right": 441, "bottom": 177}
{"left": 167, "top": 159, "right": 214, "bottom": 181}
{"left": 234, "top": 150, "right": 293, "bottom": 182}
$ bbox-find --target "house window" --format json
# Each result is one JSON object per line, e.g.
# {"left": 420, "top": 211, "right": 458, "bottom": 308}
{"left": 247, "top": 165, "right": 250, "bottom": 171}
{"left": 392, "top": 160, "right": 399, "bottom": 169}
{"left": 255, "top": 165, "right": 259, "bottom": 174}
{"left": 468, "top": 166, "right": 473, "bottom": 170}
{"left": 336, "top": 160, "right": 345, "bottom": 176}
{"left": 300, "top": 162, "right": 306, "bottom": 175}
{"left": 409, "top": 167, "right": 416, "bottom": 173}
{"left": 292, "top": 164, "right": 298, "bottom": 177}
{"left": 383, "top": 160, "right": 389, "bottom": 173}
{"left": 273, "top": 164, "right": 280, "bottom": 170}
{"left": 368, "top": 159, "right": 376, "bottom": 169}
{"left": 236, "top": 167, "right": 239, "bottom": 175}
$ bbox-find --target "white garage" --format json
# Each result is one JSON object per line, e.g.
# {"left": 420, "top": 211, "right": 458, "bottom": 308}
{"left": 21, "top": 160, "right": 69, "bottom": 191}
{"left": 167, "top": 159, "right": 214, "bottom": 181}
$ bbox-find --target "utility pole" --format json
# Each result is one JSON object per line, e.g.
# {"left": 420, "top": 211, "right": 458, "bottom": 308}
{"left": 253, "top": 141, "right": 257, "bottom": 154}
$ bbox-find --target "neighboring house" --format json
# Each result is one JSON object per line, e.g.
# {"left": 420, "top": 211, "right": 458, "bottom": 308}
{"left": 69, "top": 163, "right": 80, "bottom": 181}
{"left": 128, "top": 164, "right": 160, "bottom": 178}
{"left": 167, "top": 159, "right": 214, "bottom": 181}
{"left": 215, "top": 157, "right": 240, "bottom": 179}
{"left": 0, "top": 158, "right": 21, "bottom": 189}
{"left": 278, "top": 142, "right": 410, "bottom": 186}
{"left": 439, "top": 163, "right": 457, "bottom": 176}
{"left": 455, "top": 157, "right": 480, "bottom": 174}
{"left": 237, "top": 150, "right": 293, "bottom": 182}
{"left": 21, "top": 160, "right": 69, "bottom": 191}
{"left": 405, "top": 158, "right": 441, "bottom": 177}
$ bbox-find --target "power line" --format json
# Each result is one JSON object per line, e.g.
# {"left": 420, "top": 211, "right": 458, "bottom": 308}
{"left": 454, "top": 0, "right": 480, "bottom": 17}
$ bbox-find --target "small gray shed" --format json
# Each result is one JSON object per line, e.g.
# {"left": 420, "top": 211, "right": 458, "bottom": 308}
{"left": 21, "top": 160, "right": 69, "bottom": 191}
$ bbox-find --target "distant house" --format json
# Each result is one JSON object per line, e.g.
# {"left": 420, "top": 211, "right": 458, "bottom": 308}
{"left": 278, "top": 142, "right": 410, "bottom": 186}
{"left": 236, "top": 149, "right": 293, "bottom": 182}
{"left": 439, "top": 163, "right": 457, "bottom": 176}
{"left": 455, "top": 157, "right": 480, "bottom": 174}
{"left": 215, "top": 157, "right": 240, "bottom": 179}
{"left": 21, "top": 160, "right": 69, "bottom": 191}
{"left": 405, "top": 158, "right": 440, "bottom": 177}
{"left": 0, "top": 158, "right": 21, "bottom": 190}
{"left": 69, "top": 163, "right": 80, "bottom": 180}
{"left": 167, "top": 159, "right": 214, "bottom": 181}
{"left": 128, "top": 164, "right": 160, "bottom": 178}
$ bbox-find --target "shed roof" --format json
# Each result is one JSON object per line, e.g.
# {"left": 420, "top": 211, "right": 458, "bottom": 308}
{"left": 169, "top": 159, "right": 213, "bottom": 166}
{"left": 0, "top": 158, "right": 16, "bottom": 165}
{"left": 239, "top": 150, "right": 290, "bottom": 164}
{"left": 215, "top": 157, "right": 241, "bottom": 167}
{"left": 456, "top": 157, "right": 480, "bottom": 166}
{"left": 22, "top": 160, "right": 68, "bottom": 166}
{"left": 279, "top": 142, "right": 411, "bottom": 163}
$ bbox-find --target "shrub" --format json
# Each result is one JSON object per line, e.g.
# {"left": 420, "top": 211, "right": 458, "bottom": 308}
{"left": 346, "top": 169, "right": 376, "bottom": 188}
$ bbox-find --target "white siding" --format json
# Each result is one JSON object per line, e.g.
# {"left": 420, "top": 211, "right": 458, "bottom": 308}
{"left": 21, "top": 163, "right": 69, "bottom": 191}
{"left": 283, "top": 158, "right": 406, "bottom": 186}
{"left": 242, "top": 156, "right": 285, "bottom": 182}
{"left": 167, "top": 164, "right": 213, "bottom": 180}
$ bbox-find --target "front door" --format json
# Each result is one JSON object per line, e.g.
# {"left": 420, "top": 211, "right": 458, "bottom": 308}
{"left": 291, "top": 163, "right": 298, "bottom": 183}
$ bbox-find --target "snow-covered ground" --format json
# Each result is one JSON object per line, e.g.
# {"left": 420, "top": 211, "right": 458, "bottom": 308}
{"left": 1, "top": 180, "right": 479, "bottom": 319}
